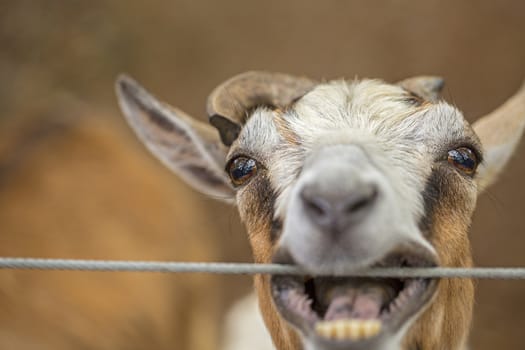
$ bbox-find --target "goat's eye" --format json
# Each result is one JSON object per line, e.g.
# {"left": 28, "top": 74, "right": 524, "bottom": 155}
{"left": 227, "top": 156, "right": 258, "bottom": 186}
{"left": 447, "top": 147, "right": 478, "bottom": 175}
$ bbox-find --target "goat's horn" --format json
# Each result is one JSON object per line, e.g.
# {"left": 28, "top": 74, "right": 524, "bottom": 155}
{"left": 473, "top": 81, "right": 525, "bottom": 190}
{"left": 398, "top": 76, "right": 445, "bottom": 102}
{"left": 207, "top": 71, "right": 317, "bottom": 146}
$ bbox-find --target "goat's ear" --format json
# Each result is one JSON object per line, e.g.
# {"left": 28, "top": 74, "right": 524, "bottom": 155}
{"left": 116, "top": 75, "right": 235, "bottom": 202}
{"left": 473, "top": 82, "right": 525, "bottom": 191}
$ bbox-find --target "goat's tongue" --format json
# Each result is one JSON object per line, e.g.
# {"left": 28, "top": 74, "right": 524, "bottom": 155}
{"left": 322, "top": 283, "right": 398, "bottom": 321}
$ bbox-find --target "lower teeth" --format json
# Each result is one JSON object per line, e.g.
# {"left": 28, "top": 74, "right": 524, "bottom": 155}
{"left": 315, "top": 319, "right": 381, "bottom": 340}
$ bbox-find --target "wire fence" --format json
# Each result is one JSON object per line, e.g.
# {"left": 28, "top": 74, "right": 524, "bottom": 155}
{"left": 1, "top": 257, "right": 525, "bottom": 279}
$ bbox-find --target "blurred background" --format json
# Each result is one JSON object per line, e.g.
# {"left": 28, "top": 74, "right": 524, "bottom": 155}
{"left": 0, "top": 1, "right": 524, "bottom": 349}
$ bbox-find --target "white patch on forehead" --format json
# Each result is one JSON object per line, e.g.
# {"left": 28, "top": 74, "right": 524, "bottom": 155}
{"left": 286, "top": 80, "right": 416, "bottom": 142}
{"left": 286, "top": 80, "right": 467, "bottom": 147}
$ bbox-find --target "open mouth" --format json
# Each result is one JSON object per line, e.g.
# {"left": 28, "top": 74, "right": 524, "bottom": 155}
{"left": 271, "top": 252, "right": 438, "bottom": 346}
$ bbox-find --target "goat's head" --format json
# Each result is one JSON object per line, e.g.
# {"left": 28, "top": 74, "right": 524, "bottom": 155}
{"left": 116, "top": 72, "right": 525, "bottom": 350}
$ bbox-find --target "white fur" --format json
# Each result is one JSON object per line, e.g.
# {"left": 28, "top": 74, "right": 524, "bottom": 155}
{"left": 221, "top": 293, "right": 275, "bottom": 350}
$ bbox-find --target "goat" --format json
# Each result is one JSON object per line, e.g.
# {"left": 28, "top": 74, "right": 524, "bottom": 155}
{"left": 116, "top": 71, "right": 525, "bottom": 350}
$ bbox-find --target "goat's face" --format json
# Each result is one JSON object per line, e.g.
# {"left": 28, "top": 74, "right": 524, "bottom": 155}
{"left": 224, "top": 79, "right": 477, "bottom": 350}
{"left": 116, "top": 72, "right": 525, "bottom": 350}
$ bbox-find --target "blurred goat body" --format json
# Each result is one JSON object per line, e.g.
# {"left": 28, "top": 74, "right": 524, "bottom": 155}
{"left": 117, "top": 72, "right": 525, "bottom": 350}
{"left": 0, "top": 115, "right": 247, "bottom": 350}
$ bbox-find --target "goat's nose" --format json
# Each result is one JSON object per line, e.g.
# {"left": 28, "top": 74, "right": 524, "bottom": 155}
{"left": 300, "top": 183, "right": 378, "bottom": 233}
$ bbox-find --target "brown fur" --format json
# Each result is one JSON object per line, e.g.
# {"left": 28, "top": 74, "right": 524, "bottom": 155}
{"left": 0, "top": 114, "right": 247, "bottom": 349}
{"left": 247, "top": 220, "right": 301, "bottom": 350}
{"left": 237, "top": 173, "right": 302, "bottom": 349}
{"left": 403, "top": 205, "right": 475, "bottom": 349}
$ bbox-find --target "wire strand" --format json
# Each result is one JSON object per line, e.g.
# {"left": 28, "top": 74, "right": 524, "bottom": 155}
{"left": 0, "top": 257, "right": 525, "bottom": 279}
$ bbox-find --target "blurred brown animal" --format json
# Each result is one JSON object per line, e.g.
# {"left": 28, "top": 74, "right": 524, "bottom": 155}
{"left": 116, "top": 72, "right": 525, "bottom": 350}
{"left": 0, "top": 111, "right": 249, "bottom": 350}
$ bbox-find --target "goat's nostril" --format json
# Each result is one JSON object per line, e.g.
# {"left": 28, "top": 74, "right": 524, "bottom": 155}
{"left": 342, "top": 186, "right": 378, "bottom": 214}
{"left": 345, "top": 197, "right": 370, "bottom": 214}
{"left": 301, "top": 190, "right": 330, "bottom": 218}
{"left": 305, "top": 198, "right": 325, "bottom": 216}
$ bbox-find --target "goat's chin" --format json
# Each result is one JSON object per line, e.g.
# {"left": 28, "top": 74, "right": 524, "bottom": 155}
{"left": 270, "top": 249, "right": 438, "bottom": 350}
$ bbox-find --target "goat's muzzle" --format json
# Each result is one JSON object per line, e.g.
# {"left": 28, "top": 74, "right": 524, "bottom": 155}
{"left": 270, "top": 250, "right": 439, "bottom": 349}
